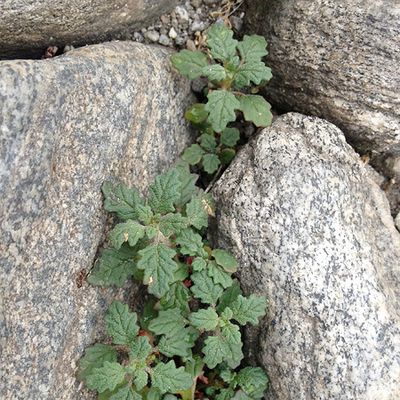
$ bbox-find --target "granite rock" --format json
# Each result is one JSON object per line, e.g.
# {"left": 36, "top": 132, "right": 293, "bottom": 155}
{"left": 245, "top": 0, "right": 400, "bottom": 161}
{"left": 212, "top": 113, "right": 400, "bottom": 399}
{"left": 0, "top": 0, "right": 178, "bottom": 58}
{"left": 0, "top": 42, "right": 194, "bottom": 399}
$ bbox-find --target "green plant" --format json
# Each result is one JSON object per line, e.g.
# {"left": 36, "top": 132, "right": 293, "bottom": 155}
{"left": 80, "top": 162, "right": 268, "bottom": 399}
{"left": 171, "top": 24, "right": 273, "bottom": 174}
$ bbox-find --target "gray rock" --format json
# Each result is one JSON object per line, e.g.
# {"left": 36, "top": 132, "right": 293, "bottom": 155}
{"left": 213, "top": 113, "right": 400, "bottom": 400}
{"left": 396, "top": 213, "right": 400, "bottom": 231}
{"left": 245, "top": 0, "right": 400, "bottom": 161}
{"left": 0, "top": 1, "right": 179, "bottom": 59}
{"left": 0, "top": 41, "right": 194, "bottom": 399}
{"left": 145, "top": 30, "right": 160, "bottom": 42}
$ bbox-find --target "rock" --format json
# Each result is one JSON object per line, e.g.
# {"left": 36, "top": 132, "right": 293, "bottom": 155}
{"left": 396, "top": 213, "right": 400, "bottom": 231}
{"left": 158, "top": 34, "right": 170, "bottom": 46}
{"left": 169, "top": 27, "right": 178, "bottom": 39}
{"left": 0, "top": 0, "right": 179, "bottom": 59}
{"left": 212, "top": 113, "right": 400, "bottom": 399}
{"left": 0, "top": 41, "right": 194, "bottom": 399}
{"left": 175, "top": 5, "right": 190, "bottom": 22}
{"left": 245, "top": 0, "right": 400, "bottom": 161}
{"left": 145, "top": 30, "right": 160, "bottom": 42}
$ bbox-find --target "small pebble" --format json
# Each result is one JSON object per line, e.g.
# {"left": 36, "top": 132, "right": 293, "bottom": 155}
{"left": 63, "top": 44, "right": 74, "bottom": 53}
{"left": 158, "top": 34, "right": 170, "bottom": 46}
{"left": 229, "top": 15, "right": 243, "bottom": 32}
{"left": 145, "top": 30, "right": 160, "bottom": 42}
{"left": 190, "top": 20, "right": 206, "bottom": 33}
{"left": 190, "top": 0, "right": 202, "bottom": 7}
{"left": 169, "top": 27, "right": 178, "bottom": 39}
{"left": 186, "top": 39, "right": 197, "bottom": 51}
{"left": 203, "top": 0, "right": 220, "bottom": 5}
{"left": 175, "top": 5, "right": 190, "bottom": 22}
{"left": 191, "top": 77, "right": 208, "bottom": 94}
{"left": 133, "top": 32, "right": 144, "bottom": 42}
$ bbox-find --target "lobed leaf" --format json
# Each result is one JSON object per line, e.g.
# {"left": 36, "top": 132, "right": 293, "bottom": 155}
{"left": 129, "top": 336, "right": 152, "bottom": 360}
{"left": 236, "top": 367, "right": 269, "bottom": 399}
{"left": 171, "top": 50, "right": 209, "bottom": 80}
{"left": 191, "top": 270, "right": 223, "bottom": 305}
{"left": 237, "top": 35, "right": 268, "bottom": 62}
{"left": 239, "top": 95, "right": 272, "bottom": 127}
{"left": 109, "top": 220, "right": 145, "bottom": 249}
{"left": 217, "top": 280, "right": 242, "bottom": 313}
{"left": 158, "top": 328, "right": 193, "bottom": 357}
{"left": 212, "top": 249, "right": 238, "bottom": 273}
{"left": 230, "top": 294, "right": 267, "bottom": 325}
{"left": 182, "top": 144, "right": 205, "bottom": 165}
{"left": 86, "top": 361, "right": 126, "bottom": 393}
{"left": 202, "top": 64, "right": 227, "bottom": 81}
{"left": 148, "top": 308, "right": 186, "bottom": 337}
{"left": 159, "top": 213, "right": 188, "bottom": 237}
{"left": 207, "top": 261, "right": 233, "bottom": 288}
{"left": 186, "top": 195, "right": 209, "bottom": 230}
{"left": 220, "top": 127, "right": 240, "bottom": 147}
{"left": 78, "top": 344, "right": 117, "bottom": 381}
{"left": 185, "top": 103, "right": 209, "bottom": 125}
{"left": 159, "top": 282, "right": 190, "bottom": 314}
{"left": 234, "top": 62, "right": 272, "bottom": 88}
{"left": 175, "top": 228, "right": 206, "bottom": 257}
{"left": 206, "top": 24, "right": 238, "bottom": 63}
{"left": 189, "top": 307, "right": 219, "bottom": 331}
{"left": 202, "top": 153, "right": 221, "bottom": 174}
{"left": 151, "top": 360, "right": 193, "bottom": 394}
{"left": 109, "top": 385, "right": 141, "bottom": 400}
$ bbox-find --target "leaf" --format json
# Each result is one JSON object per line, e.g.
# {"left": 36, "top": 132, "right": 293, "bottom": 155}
{"left": 159, "top": 213, "right": 188, "bottom": 237}
{"left": 234, "top": 62, "right": 272, "bottom": 88}
{"left": 205, "top": 90, "right": 240, "bottom": 133}
{"left": 88, "top": 245, "right": 137, "bottom": 287}
{"left": 105, "top": 301, "right": 139, "bottom": 345}
{"left": 173, "top": 262, "right": 190, "bottom": 282}
{"left": 185, "top": 103, "right": 209, "bottom": 125}
{"left": 230, "top": 295, "right": 267, "bottom": 325}
{"left": 174, "top": 160, "right": 199, "bottom": 208}
{"left": 186, "top": 195, "right": 209, "bottom": 230}
{"left": 189, "top": 307, "right": 219, "bottom": 331}
{"left": 182, "top": 144, "right": 205, "bottom": 165}
{"left": 219, "top": 148, "right": 236, "bottom": 165}
{"left": 206, "top": 24, "right": 238, "bottom": 63}
{"left": 110, "top": 385, "right": 141, "bottom": 400}
{"left": 109, "top": 220, "right": 145, "bottom": 249}
{"left": 147, "top": 388, "right": 162, "bottom": 400}
{"left": 86, "top": 361, "right": 126, "bottom": 393}
{"left": 133, "top": 368, "right": 148, "bottom": 391}
{"left": 199, "top": 133, "right": 217, "bottom": 152}
{"left": 185, "top": 356, "right": 204, "bottom": 379}
{"left": 158, "top": 328, "right": 193, "bottom": 357}
{"left": 151, "top": 360, "right": 193, "bottom": 394}
{"left": 160, "top": 282, "right": 190, "bottom": 314}
{"left": 148, "top": 308, "right": 186, "bottom": 337}
{"left": 148, "top": 169, "right": 181, "bottom": 214}
{"left": 78, "top": 344, "right": 118, "bottom": 381}
{"left": 171, "top": 50, "right": 209, "bottom": 79}
{"left": 137, "top": 204, "right": 153, "bottom": 225}
{"left": 232, "top": 390, "right": 252, "bottom": 400}
{"left": 102, "top": 182, "right": 143, "bottom": 220}
{"left": 207, "top": 261, "right": 233, "bottom": 288}
{"left": 220, "top": 127, "right": 240, "bottom": 147}
{"left": 212, "top": 249, "right": 238, "bottom": 273}
{"left": 137, "top": 244, "right": 178, "bottom": 298}
{"left": 201, "top": 64, "right": 227, "bottom": 81}
{"left": 237, "top": 35, "right": 268, "bottom": 62}
{"left": 191, "top": 270, "right": 223, "bottom": 305}
{"left": 239, "top": 95, "right": 272, "bottom": 127}
{"left": 175, "top": 228, "right": 206, "bottom": 257}
{"left": 129, "top": 336, "right": 152, "bottom": 360}
{"left": 217, "top": 280, "right": 242, "bottom": 313}
{"left": 191, "top": 257, "right": 207, "bottom": 272}
{"left": 219, "top": 369, "right": 236, "bottom": 384}
{"left": 216, "top": 388, "right": 235, "bottom": 400}
{"left": 203, "top": 153, "right": 221, "bottom": 174}
{"left": 236, "top": 367, "right": 269, "bottom": 399}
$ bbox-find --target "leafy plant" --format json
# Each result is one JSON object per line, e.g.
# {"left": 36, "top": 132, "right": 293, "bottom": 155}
{"left": 171, "top": 24, "right": 273, "bottom": 174}
{"left": 81, "top": 163, "right": 268, "bottom": 399}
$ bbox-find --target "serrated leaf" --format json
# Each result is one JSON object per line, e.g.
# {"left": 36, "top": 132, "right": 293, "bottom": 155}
{"left": 236, "top": 367, "right": 269, "bottom": 399}
{"left": 137, "top": 204, "right": 153, "bottom": 225}
{"left": 212, "top": 249, "right": 238, "bottom": 273}
{"left": 185, "top": 357, "right": 204, "bottom": 379}
{"left": 234, "top": 62, "right": 272, "bottom": 88}
{"left": 109, "top": 385, "right": 142, "bottom": 400}
{"left": 147, "top": 388, "right": 162, "bottom": 400}
{"left": 185, "top": 103, "right": 209, "bottom": 125}
{"left": 137, "top": 244, "right": 178, "bottom": 298}
{"left": 86, "top": 361, "right": 126, "bottom": 393}
{"left": 164, "top": 396, "right": 179, "bottom": 400}
{"left": 199, "top": 133, "right": 217, "bottom": 152}
{"left": 102, "top": 182, "right": 143, "bottom": 220}
{"left": 158, "top": 328, "right": 193, "bottom": 357}
{"left": 205, "top": 90, "right": 240, "bottom": 133}
{"left": 239, "top": 95, "right": 272, "bottom": 127}
{"left": 216, "top": 388, "right": 235, "bottom": 400}
{"left": 133, "top": 368, "right": 148, "bottom": 391}
{"left": 220, "top": 306, "right": 233, "bottom": 321}
{"left": 237, "top": 35, "right": 268, "bottom": 62}
{"left": 206, "top": 24, "right": 238, "bottom": 63}
{"left": 145, "top": 226, "right": 158, "bottom": 239}
{"left": 186, "top": 195, "right": 209, "bottom": 230}
{"left": 88, "top": 245, "right": 137, "bottom": 287}
{"left": 109, "top": 220, "right": 145, "bottom": 249}
{"left": 191, "top": 257, "right": 207, "bottom": 271}
{"left": 106, "top": 301, "right": 139, "bottom": 345}
{"left": 232, "top": 390, "right": 252, "bottom": 400}
{"left": 175, "top": 228, "right": 206, "bottom": 257}
{"left": 159, "top": 213, "right": 188, "bottom": 237}
{"left": 139, "top": 298, "right": 158, "bottom": 330}
{"left": 220, "top": 369, "right": 236, "bottom": 384}
{"left": 189, "top": 307, "right": 219, "bottom": 331}
{"left": 151, "top": 360, "right": 192, "bottom": 394}
{"left": 230, "top": 295, "right": 267, "bottom": 325}
{"left": 173, "top": 262, "right": 189, "bottom": 282}
{"left": 219, "top": 148, "right": 236, "bottom": 165}
{"left": 191, "top": 270, "right": 223, "bottom": 305}
{"left": 129, "top": 336, "right": 152, "bottom": 360}
{"left": 201, "top": 64, "right": 227, "bottom": 81}
{"left": 160, "top": 282, "right": 190, "bottom": 314}
{"left": 220, "top": 127, "right": 240, "bottom": 147}
{"left": 203, "top": 153, "right": 221, "bottom": 174}
{"left": 182, "top": 144, "right": 205, "bottom": 165}
{"left": 174, "top": 160, "right": 199, "bottom": 207}
{"left": 148, "top": 308, "right": 186, "bottom": 337}
{"left": 78, "top": 344, "right": 118, "bottom": 381}
{"left": 171, "top": 50, "right": 209, "bottom": 79}
{"left": 217, "top": 280, "right": 242, "bottom": 313}
{"left": 148, "top": 169, "right": 181, "bottom": 214}
{"left": 207, "top": 261, "right": 233, "bottom": 288}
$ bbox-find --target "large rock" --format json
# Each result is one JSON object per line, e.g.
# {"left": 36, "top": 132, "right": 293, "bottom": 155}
{"left": 245, "top": 0, "right": 400, "bottom": 161}
{"left": 0, "top": 42, "right": 194, "bottom": 399}
{"left": 0, "top": 0, "right": 177, "bottom": 59}
{"left": 213, "top": 113, "right": 400, "bottom": 399}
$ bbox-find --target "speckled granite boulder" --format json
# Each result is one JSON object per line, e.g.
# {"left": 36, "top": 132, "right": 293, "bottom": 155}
{"left": 0, "top": 0, "right": 178, "bottom": 59}
{"left": 245, "top": 0, "right": 400, "bottom": 161}
{"left": 213, "top": 113, "right": 400, "bottom": 399}
{"left": 0, "top": 42, "right": 194, "bottom": 399}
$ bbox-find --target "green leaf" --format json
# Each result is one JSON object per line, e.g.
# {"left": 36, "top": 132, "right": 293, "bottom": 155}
{"left": 137, "top": 244, "right": 178, "bottom": 298}
{"left": 147, "top": 388, "right": 162, "bottom": 400}
{"left": 174, "top": 160, "right": 199, "bottom": 207}
{"left": 189, "top": 307, "right": 219, "bottom": 331}
{"left": 182, "top": 144, "right": 205, "bottom": 165}
{"left": 175, "top": 228, "right": 206, "bottom": 256}
{"left": 137, "top": 204, "right": 154, "bottom": 225}
{"left": 212, "top": 249, "right": 238, "bottom": 273}
{"left": 148, "top": 308, "right": 186, "bottom": 337}
{"left": 171, "top": 50, "right": 209, "bottom": 79}
{"left": 129, "top": 336, "right": 152, "bottom": 360}
{"left": 105, "top": 301, "right": 139, "bottom": 345}
{"left": 191, "top": 270, "right": 224, "bottom": 305}
{"left": 102, "top": 182, "right": 143, "bottom": 220}
{"left": 217, "top": 280, "right": 242, "bottom": 312}
{"left": 232, "top": 390, "right": 252, "bottom": 400}
{"left": 109, "top": 220, "right": 145, "bottom": 249}
{"left": 237, "top": 35, "right": 268, "bottom": 62}
{"left": 186, "top": 195, "right": 209, "bottom": 230}
{"left": 160, "top": 282, "right": 190, "bottom": 313}
{"left": 110, "top": 385, "right": 141, "bottom": 400}
{"left": 78, "top": 344, "right": 118, "bottom": 381}
{"left": 185, "top": 103, "right": 209, "bottom": 125}
{"left": 236, "top": 367, "right": 269, "bottom": 399}
{"left": 203, "top": 153, "right": 221, "bottom": 174}
{"left": 239, "top": 95, "right": 272, "bottom": 127}
{"left": 201, "top": 64, "right": 227, "bottom": 81}
{"left": 205, "top": 90, "right": 240, "bottom": 133}
{"left": 230, "top": 294, "right": 267, "bottom": 325}
{"left": 206, "top": 24, "right": 238, "bottom": 62}
{"left": 207, "top": 261, "right": 233, "bottom": 288}
{"left": 88, "top": 245, "right": 137, "bottom": 287}
{"left": 220, "top": 369, "right": 236, "bottom": 383}
{"left": 173, "top": 262, "right": 190, "bottom": 282}
{"left": 216, "top": 388, "right": 235, "bottom": 400}
{"left": 191, "top": 257, "right": 207, "bottom": 272}
{"left": 159, "top": 213, "right": 188, "bottom": 237}
{"left": 151, "top": 360, "right": 192, "bottom": 394}
{"left": 158, "top": 328, "right": 193, "bottom": 357}
{"left": 133, "top": 369, "right": 148, "bottom": 391}
{"left": 219, "top": 148, "right": 236, "bottom": 165}
{"left": 86, "top": 361, "right": 126, "bottom": 393}
{"left": 185, "top": 356, "right": 204, "bottom": 379}
{"left": 220, "top": 127, "right": 240, "bottom": 147}
{"left": 199, "top": 133, "right": 217, "bottom": 152}
{"left": 234, "top": 62, "right": 272, "bottom": 88}
{"left": 148, "top": 169, "right": 181, "bottom": 214}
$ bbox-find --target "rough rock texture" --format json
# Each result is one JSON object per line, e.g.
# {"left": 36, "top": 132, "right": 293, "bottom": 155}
{"left": 213, "top": 113, "right": 400, "bottom": 400}
{"left": 0, "top": 42, "right": 194, "bottom": 399}
{"left": 246, "top": 0, "right": 400, "bottom": 161}
{"left": 0, "top": 0, "right": 178, "bottom": 59}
